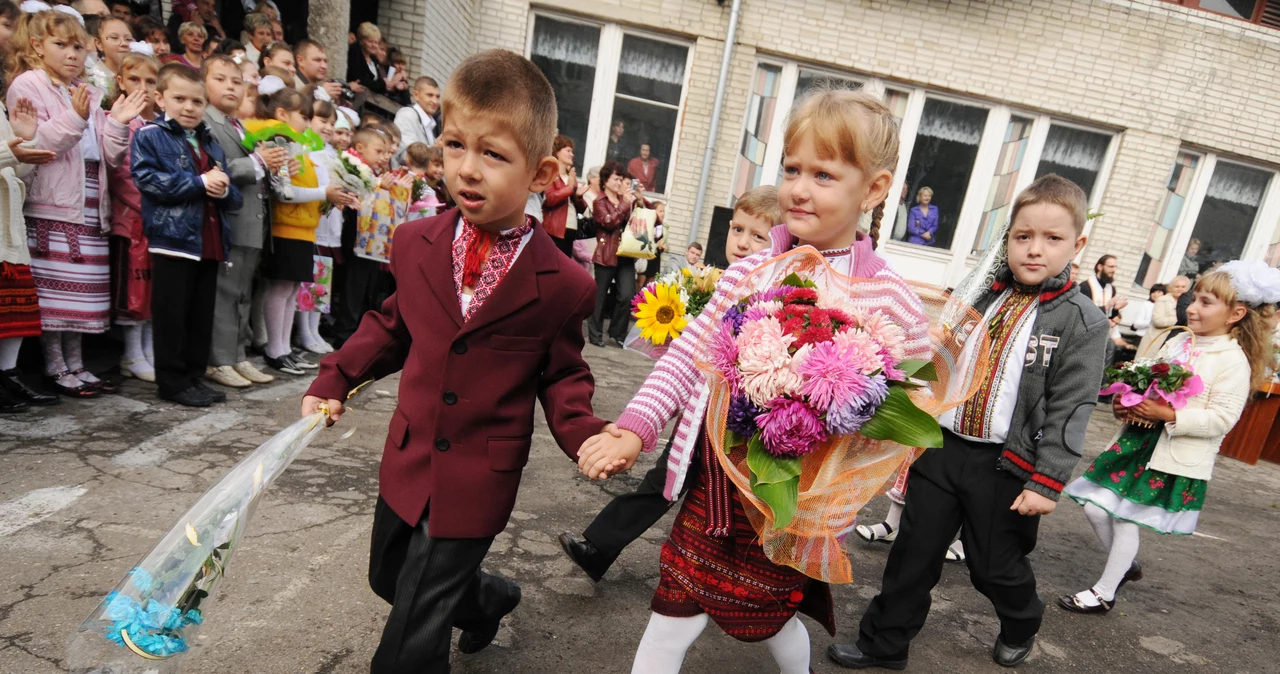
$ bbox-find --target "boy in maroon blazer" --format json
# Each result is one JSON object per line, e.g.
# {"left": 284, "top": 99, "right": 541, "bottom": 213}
{"left": 302, "top": 50, "right": 607, "bottom": 673}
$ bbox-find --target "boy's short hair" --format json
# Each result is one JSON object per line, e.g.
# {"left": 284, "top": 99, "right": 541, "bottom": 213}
{"left": 201, "top": 54, "right": 238, "bottom": 79}
{"left": 688, "top": 242, "right": 704, "bottom": 252}
{"left": 352, "top": 127, "right": 386, "bottom": 149}
{"left": 442, "top": 49, "right": 556, "bottom": 163}
{"left": 404, "top": 142, "right": 433, "bottom": 167}
{"left": 734, "top": 185, "right": 780, "bottom": 225}
{"left": 413, "top": 76, "right": 439, "bottom": 91}
{"left": 157, "top": 62, "right": 203, "bottom": 93}
{"left": 1010, "top": 174, "right": 1088, "bottom": 234}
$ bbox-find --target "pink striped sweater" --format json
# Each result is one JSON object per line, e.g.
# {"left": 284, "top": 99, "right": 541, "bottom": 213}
{"left": 616, "top": 224, "right": 932, "bottom": 500}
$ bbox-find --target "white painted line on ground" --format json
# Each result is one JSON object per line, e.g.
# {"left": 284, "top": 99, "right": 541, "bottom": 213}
{"left": 0, "top": 485, "right": 89, "bottom": 537}
{"left": 112, "top": 410, "right": 246, "bottom": 467}
{"left": 243, "top": 376, "right": 315, "bottom": 402}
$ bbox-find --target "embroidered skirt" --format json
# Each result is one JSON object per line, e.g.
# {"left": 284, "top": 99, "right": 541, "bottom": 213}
{"left": 0, "top": 262, "right": 42, "bottom": 339}
{"left": 1065, "top": 425, "right": 1207, "bottom": 535}
{"left": 26, "top": 162, "right": 110, "bottom": 333}
{"left": 651, "top": 450, "right": 836, "bottom": 642}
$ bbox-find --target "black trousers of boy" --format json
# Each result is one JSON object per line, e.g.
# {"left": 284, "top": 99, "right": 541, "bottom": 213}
{"left": 583, "top": 436, "right": 677, "bottom": 568}
{"left": 368, "top": 497, "right": 514, "bottom": 674}
{"left": 151, "top": 256, "right": 219, "bottom": 397}
{"left": 857, "top": 430, "right": 1044, "bottom": 659}
{"left": 333, "top": 254, "right": 382, "bottom": 343}
{"left": 589, "top": 258, "right": 636, "bottom": 343}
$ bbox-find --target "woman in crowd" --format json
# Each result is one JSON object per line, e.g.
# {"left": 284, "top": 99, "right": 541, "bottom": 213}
{"left": 542, "top": 134, "right": 578, "bottom": 258}
{"left": 345, "top": 22, "right": 383, "bottom": 95}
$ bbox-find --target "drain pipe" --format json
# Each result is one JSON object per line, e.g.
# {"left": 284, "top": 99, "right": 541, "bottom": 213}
{"left": 687, "top": 0, "right": 742, "bottom": 246}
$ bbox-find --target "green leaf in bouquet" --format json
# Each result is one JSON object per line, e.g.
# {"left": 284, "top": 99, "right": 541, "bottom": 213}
{"left": 751, "top": 474, "right": 800, "bottom": 530}
{"left": 746, "top": 433, "right": 802, "bottom": 484}
{"left": 724, "top": 428, "right": 747, "bottom": 454}
{"left": 898, "top": 360, "right": 939, "bottom": 382}
{"left": 860, "top": 386, "right": 945, "bottom": 448}
{"left": 779, "top": 273, "right": 817, "bottom": 290}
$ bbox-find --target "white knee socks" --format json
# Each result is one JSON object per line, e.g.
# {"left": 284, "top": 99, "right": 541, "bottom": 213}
{"left": 264, "top": 281, "right": 299, "bottom": 359}
{"left": 142, "top": 321, "right": 154, "bottom": 366}
{"left": 763, "top": 616, "right": 811, "bottom": 674}
{"left": 631, "top": 613, "right": 709, "bottom": 674}
{"left": 1093, "top": 521, "right": 1140, "bottom": 601}
{"left": 0, "top": 337, "right": 21, "bottom": 371}
{"left": 122, "top": 323, "right": 145, "bottom": 361}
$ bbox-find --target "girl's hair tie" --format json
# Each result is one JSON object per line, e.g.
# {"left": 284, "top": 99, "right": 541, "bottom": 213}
{"left": 258, "top": 75, "right": 286, "bottom": 97}
{"left": 312, "top": 86, "right": 332, "bottom": 103}
{"left": 1220, "top": 260, "right": 1280, "bottom": 307}
{"left": 128, "top": 42, "right": 154, "bottom": 56}
{"left": 334, "top": 112, "right": 351, "bottom": 131}
{"left": 51, "top": 4, "right": 84, "bottom": 25}
{"left": 19, "top": 1, "right": 50, "bottom": 13}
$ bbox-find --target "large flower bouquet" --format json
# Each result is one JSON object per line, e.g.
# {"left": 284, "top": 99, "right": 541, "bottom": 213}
{"left": 626, "top": 266, "right": 724, "bottom": 358}
{"left": 63, "top": 391, "right": 364, "bottom": 672}
{"left": 1101, "top": 358, "right": 1202, "bottom": 428}
{"left": 695, "top": 248, "right": 991, "bottom": 583}
{"left": 240, "top": 123, "right": 326, "bottom": 201}
{"left": 331, "top": 149, "right": 379, "bottom": 198}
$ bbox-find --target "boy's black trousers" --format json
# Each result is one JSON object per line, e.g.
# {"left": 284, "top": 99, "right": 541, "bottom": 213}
{"left": 583, "top": 436, "right": 677, "bottom": 568}
{"left": 857, "top": 430, "right": 1045, "bottom": 659}
{"left": 151, "top": 256, "right": 219, "bottom": 397}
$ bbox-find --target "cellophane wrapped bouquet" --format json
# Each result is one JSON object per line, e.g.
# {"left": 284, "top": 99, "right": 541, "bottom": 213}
{"left": 331, "top": 149, "right": 379, "bottom": 199}
{"left": 695, "top": 248, "right": 990, "bottom": 583}
{"left": 65, "top": 413, "right": 332, "bottom": 673}
{"left": 626, "top": 266, "right": 723, "bottom": 358}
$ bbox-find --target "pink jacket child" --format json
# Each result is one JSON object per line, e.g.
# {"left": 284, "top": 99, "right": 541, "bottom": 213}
{"left": 6, "top": 69, "right": 130, "bottom": 230}
{"left": 615, "top": 224, "right": 933, "bottom": 499}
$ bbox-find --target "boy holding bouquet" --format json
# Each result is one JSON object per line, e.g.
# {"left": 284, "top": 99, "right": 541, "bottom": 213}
{"left": 830, "top": 175, "right": 1110, "bottom": 670}
{"left": 301, "top": 50, "right": 606, "bottom": 673}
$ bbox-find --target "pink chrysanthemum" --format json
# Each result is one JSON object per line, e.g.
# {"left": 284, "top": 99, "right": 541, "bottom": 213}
{"left": 743, "top": 300, "right": 783, "bottom": 323}
{"left": 737, "top": 317, "right": 801, "bottom": 406}
{"left": 797, "top": 341, "right": 876, "bottom": 409}
{"left": 833, "top": 329, "right": 886, "bottom": 375}
{"left": 756, "top": 397, "right": 827, "bottom": 458}
{"left": 706, "top": 319, "right": 742, "bottom": 393}
{"left": 856, "top": 310, "right": 907, "bottom": 362}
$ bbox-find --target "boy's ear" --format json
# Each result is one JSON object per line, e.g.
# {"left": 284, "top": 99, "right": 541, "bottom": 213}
{"left": 1074, "top": 233, "right": 1088, "bottom": 256}
{"left": 528, "top": 155, "right": 559, "bottom": 194}
{"left": 151, "top": 89, "right": 164, "bottom": 110}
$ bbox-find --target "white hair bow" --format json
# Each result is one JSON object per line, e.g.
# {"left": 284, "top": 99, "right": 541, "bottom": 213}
{"left": 338, "top": 105, "right": 359, "bottom": 127}
{"left": 258, "top": 75, "right": 286, "bottom": 97}
{"left": 52, "top": 4, "right": 84, "bottom": 25}
{"left": 312, "top": 86, "right": 332, "bottom": 103}
{"left": 19, "top": 1, "right": 50, "bottom": 13}
{"left": 1221, "top": 260, "right": 1280, "bottom": 307}
{"left": 129, "top": 42, "right": 154, "bottom": 56}
{"left": 334, "top": 112, "right": 351, "bottom": 131}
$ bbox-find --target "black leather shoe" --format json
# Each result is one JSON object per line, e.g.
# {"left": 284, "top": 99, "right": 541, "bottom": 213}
{"left": 161, "top": 385, "right": 214, "bottom": 408}
{"left": 0, "top": 387, "right": 29, "bottom": 413}
{"left": 458, "top": 582, "right": 521, "bottom": 654}
{"left": 992, "top": 634, "right": 1035, "bottom": 667}
{"left": 264, "top": 354, "right": 306, "bottom": 375}
{"left": 1, "top": 368, "right": 58, "bottom": 406}
{"left": 193, "top": 380, "right": 228, "bottom": 403}
{"left": 589, "top": 337, "right": 605, "bottom": 347}
{"left": 558, "top": 533, "right": 611, "bottom": 583}
{"left": 1117, "top": 561, "right": 1143, "bottom": 591}
{"left": 827, "top": 643, "right": 907, "bottom": 670}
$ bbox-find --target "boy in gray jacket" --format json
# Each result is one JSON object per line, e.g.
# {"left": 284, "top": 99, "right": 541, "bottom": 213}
{"left": 830, "top": 175, "right": 1110, "bottom": 670}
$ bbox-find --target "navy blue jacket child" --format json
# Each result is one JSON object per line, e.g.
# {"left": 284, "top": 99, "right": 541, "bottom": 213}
{"left": 130, "top": 115, "right": 244, "bottom": 405}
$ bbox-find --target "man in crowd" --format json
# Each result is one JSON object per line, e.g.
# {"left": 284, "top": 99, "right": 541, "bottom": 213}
{"left": 295, "top": 39, "right": 344, "bottom": 101}
{"left": 393, "top": 76, "right": 440, "bottom": 161}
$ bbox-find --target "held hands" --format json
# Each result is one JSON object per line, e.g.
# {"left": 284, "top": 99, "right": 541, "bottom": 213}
{"left": 109, "top": 89, "right": 148, "bottom": 124}
{"left": 8, "top": 138, "right": 56, "bottom": 165}
{"left": 379, "top": 173, "right": 396, "bottom": 190}
{"left": 577, "top": 424, "right": 642, "bottom": 479}
{"left": 202, "top": 167, "right": 230, "bottom": 197}
{"left": 1010, "top": 489, "right": 1056, "bottom": 516}
{"left": 256, "top": 144, "right": 289, "bottom": 172}
{"left": 324, "top": 185, "right": 359, "bottom": 210}
{"left": 302, "top": 395, "right": 344, "bottom": 426}
{"left": 71, "top": 85, "right": 91, "bottom": 121}
{"left": 9, "top": 97, "right": 39, "bottom": 140}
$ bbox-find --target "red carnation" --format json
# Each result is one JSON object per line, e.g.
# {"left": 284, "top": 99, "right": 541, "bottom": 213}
{"left": 1151, "top": 363, "right": 1171, "bottom": 376}
{"left": 794, "top": 325, "right": 835, "bottom": 348}
{"left": 785, "top": 287, "right": 819, "bottom": 305}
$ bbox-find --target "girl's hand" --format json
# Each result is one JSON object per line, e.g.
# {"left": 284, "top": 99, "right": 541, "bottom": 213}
{"left": 71, "top": 85, "right": 91, "bottom": 120}
{"left": 109, "top": 89, "right": 149, "bottom": 124}
{"left": 8, "top": 138, "right": 56, "bottom": 165}
{"left": 1132, "top": 398, "right": 1176, "bottom": 423}
{"left": 324, "top": 185, "right": 358, "bottom": 209}
{"left": 1010, "top": 489, "right": 1056, "bottom": 516}
{"left": 1111, "top": 396, "right": 1127, "bottom": 420}
{"left": 255, "top": 144, "right": 288, "bottom": 172}
{"left": 9, "top": 97, "right": 40, "bottom": 140}
{"left": 286, "top": 158, "right": 302, "bottom": 176}
{"left": 379, "top": 173, "right": 395, "bottom": 189}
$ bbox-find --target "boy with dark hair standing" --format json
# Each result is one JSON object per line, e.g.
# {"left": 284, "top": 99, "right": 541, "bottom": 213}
{"left": 133, "top": 64, "right": 243, "bottom": 407}
{"left": 301, "top": 50, "right": 607, "bottom": 673}
{"left": 829, "top": 174, "right": 1109, "bottom": 670}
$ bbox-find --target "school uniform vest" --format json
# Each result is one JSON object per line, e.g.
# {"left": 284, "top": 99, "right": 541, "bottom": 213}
{"left": 272, "top": 155, "right": 320, "bottom": 242}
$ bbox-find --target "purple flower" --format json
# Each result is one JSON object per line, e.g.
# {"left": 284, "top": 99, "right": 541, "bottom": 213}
{"left": 797, "top": 341, "right": 877, "bottom": 409}
{"left": 756, "top": 398, "right": 827, "bottom": 458}
{"left": 727, "top": 392, "right": 761, "bottom": 438}
{"left": 826, "top": 374, "right": 889, "bottom": 436}
{"left": 724, "top": 305, "right": 747, "bottom": 335}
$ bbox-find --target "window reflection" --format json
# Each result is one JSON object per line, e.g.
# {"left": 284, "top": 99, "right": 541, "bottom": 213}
{"left": 897, "top": 99, "right": 989, "bottom": 250}
{"left": 1183, "top": 162, "right": 1272, "bottom": 276}
{"left": 611, "top": 35, "right": 687, "bottom": 194}
{"left": 530, "top": 17, "right": 599, "bottom": 174}
{"left": 1034, "top": 125, "right": 1111, "bottom": 202}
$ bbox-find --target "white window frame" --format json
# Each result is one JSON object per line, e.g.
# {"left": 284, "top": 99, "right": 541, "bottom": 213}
{"left": 526, "top": 11, "right": 695, "bottom": 197}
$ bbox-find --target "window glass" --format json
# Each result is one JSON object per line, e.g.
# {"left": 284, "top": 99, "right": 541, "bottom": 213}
{"left": 896, "top": 99, "right": 989, "bottom": 250}
{"left": 971, "top": 115, "right": 1034, "bottom": 253}
{"left": 530, "top": 17, "right": 599, "bottom": 174}
{"left": 734, "top": 63, "right": 783, "bottom": 199}
{"left": 1197, "top": 0, "right": 1258, "bottom": 20}
{"left": 1182, "top": 162, "right": 1272, "bottom": 277}
{"left": 610, "top": 35, "right": 687, "bottom": 194}
{"left": 1136, "top": 151, "right": 1199, "bottom": 287}
{"left": 1034, "top": 124, "right": 1111, "bottom": 202}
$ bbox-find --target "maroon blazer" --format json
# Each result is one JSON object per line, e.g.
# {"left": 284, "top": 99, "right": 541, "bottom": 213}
{"left": 306, "top": 209, "right": 607, "bottom": 538}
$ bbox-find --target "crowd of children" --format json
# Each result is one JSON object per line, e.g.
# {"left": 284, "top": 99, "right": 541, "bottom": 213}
{"left": 0, "top": 1, "right": 455, "bottom": 410}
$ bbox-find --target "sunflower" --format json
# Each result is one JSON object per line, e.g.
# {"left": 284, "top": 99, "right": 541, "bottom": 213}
{"left": 635, "top": 283, "right": 689, "bottom": 345}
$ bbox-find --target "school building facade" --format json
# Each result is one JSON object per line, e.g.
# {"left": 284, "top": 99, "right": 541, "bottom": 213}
{"left": 377, "top": 0, "right": 1280, "bottom": 294}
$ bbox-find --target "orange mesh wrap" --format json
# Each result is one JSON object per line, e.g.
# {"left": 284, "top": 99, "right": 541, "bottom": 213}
{"left": 695, "top": 249, "right": 991, "bottom": 584}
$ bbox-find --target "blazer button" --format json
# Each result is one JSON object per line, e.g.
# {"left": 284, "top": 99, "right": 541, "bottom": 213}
{"left": 452, "top": 340, "right": 467, "bottom": 355}
{"left": 435, "top": 438, "right": 450, "bottom": 451}
{"left": 443, "top": 391, "right": 458, "bottom": 405}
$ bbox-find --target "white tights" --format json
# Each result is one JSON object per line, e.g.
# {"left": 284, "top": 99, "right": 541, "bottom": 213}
{"left": 631, "top": 613, "right": 810, "bottom": 674}
{"left": 263, "top": 280, "right": 299, "bottom": 359}
{"left": 1082, "top": 502, "right": 1140, "bottom": 601}
{"left": 294, "top": 311, "right": 323, "bottom": 347}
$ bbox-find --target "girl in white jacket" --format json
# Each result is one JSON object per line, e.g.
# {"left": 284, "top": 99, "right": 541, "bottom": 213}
{"left": 1059, "top": 262, "right": 1279, "bottom": 614}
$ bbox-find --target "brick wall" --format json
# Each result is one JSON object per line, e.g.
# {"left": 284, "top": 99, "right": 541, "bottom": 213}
{"left": 378, "top": 0, "right": 478, "bottom": 84}
{"left": 463, "top": 0, "right": 1280, "bottom": 289}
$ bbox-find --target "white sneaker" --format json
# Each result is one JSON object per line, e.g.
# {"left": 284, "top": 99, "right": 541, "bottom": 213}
{"left": 233, "top": 360, "right": 275, "bottom": 384}
{"left": 121, "top": 358, "right": 155, "bottom": 383}
{"left": 301, "top": 341, "right": 330, "bottom": 355}
{"left": 206, "top": 365, "right": 252, "bottom": 388}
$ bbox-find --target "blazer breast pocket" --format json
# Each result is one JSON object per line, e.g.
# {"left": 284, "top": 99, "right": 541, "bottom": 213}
{"left": 488, "top": 437, "right": 531, "bottom": 472}
{"left": 489, "top": 335, "right": 542, "bottom": 352}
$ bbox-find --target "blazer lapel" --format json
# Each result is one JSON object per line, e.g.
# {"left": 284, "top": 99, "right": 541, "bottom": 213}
{"left": 418, "top": 213, "right": 463, "bottom": 329}
{"left": 459, "top": 227, "right": 557, "bottom": 336}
